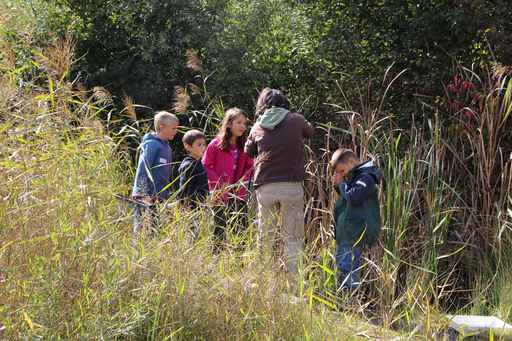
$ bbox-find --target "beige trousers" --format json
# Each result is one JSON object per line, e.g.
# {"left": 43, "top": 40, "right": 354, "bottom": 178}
{"left": 256, "top": 182, "right": 305, "bottom": 279}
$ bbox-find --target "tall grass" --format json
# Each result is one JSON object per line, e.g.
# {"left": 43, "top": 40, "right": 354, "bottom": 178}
{"left": 2, "top": 4, "right": 512, "bottom": 339}
{"left": 0, "top": 30, "right": 400, "bottom": 340}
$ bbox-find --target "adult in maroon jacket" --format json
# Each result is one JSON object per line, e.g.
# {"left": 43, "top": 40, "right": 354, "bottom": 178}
{"left": 244, "top": 88, "right": 314, "bottom": 280}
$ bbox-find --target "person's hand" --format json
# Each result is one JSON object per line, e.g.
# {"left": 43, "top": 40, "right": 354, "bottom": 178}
{"left": 332, "top": 173, "right": 345, "bottom": 187}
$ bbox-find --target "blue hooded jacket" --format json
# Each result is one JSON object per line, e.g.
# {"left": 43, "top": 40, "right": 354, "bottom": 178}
{"left": 132, "top": 133, "right": 173, "bottom": 199}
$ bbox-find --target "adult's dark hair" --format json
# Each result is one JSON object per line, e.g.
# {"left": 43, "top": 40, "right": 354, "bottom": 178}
{"left": 255, "top": 88, "right": 291, "bottom": 117}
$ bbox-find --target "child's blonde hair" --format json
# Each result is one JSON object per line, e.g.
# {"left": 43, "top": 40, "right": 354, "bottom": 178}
{"left": 154, "top": 111, "right": 178, "bottom": 132}
{"left": 330, "top": 148, "right": 359, "bottom": 169}
{"left": 217, "top": 108, "right": 247, "bottom": 152}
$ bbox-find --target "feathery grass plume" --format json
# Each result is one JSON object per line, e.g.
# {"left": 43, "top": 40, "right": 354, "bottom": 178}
{"left": 172, "top": 85, "right": 191, "bottom": 114}
{"left": 186, "top": 50, "right": 203, "bottom": 72}
{"left": 92, "top": 86, "right": 113, "bottom": 106}
{"left": 122, "top": 92, "right": 137, "bottom": 121}
{"left": 490, "top": 61, "right": 509, "bottom": 78}
{"left": 189, "top": 82, "right": 201, "bottom": 96}
{"left": 36, "top": 35, "right": 76, "bottom": 82}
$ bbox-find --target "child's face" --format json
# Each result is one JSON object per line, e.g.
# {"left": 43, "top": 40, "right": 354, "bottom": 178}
{"left": 334, "top": 159, "right": 357, "bottom": 178}
{"left": 159, "top": 121, "right": 179, "bottom": 141}
{"left": 186, "top": 138, "right": 207, "bottom": 159}
{"left": 228, "top": 115, "right": 247, "bottom": 139}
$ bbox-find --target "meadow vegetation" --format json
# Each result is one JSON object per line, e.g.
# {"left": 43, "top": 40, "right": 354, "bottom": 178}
{"left": 1, "top": 1, "right": 512, "bottom": 340}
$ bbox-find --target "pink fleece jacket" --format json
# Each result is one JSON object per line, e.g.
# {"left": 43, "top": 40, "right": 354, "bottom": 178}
{"left": 202, "top": 137, "right": 254, "bottom": 201}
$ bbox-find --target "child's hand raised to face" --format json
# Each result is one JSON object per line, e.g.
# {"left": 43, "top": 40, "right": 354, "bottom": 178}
{"left": 332, "top": 172, "right": 346, "bottom": 187}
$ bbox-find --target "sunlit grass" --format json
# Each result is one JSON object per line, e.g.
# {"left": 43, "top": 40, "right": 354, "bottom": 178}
{"left": 0, "top": 31, "right": 393, "bottom": 340}
{"left": 2, "top": 5, "right": 512, "bottom": 339}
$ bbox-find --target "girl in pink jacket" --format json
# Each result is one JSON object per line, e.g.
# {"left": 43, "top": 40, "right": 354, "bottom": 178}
{"left": 202, "top": 108, "right": 254, "bottom": 251}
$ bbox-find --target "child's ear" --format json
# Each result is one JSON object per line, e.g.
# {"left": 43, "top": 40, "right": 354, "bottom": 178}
{"left": 185, "top": 145, "right": 191, "bottom": 152}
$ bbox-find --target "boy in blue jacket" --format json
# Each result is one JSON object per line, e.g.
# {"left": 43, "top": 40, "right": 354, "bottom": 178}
{"left": 331, "top": 148, "right": 382, "bottom": 299}
{"left": 132, "top": 111, "right": 179, "bottom": 235}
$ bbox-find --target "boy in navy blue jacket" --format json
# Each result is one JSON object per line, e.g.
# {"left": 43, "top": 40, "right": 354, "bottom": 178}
{"left": 178, "top": 129, "right": 208, "bottom": 206}
{"left": 331, "top": 148, "right": 382, "bottom": 298}
{"left": 132, "top": 111, "right": 179, "bottom": 235}
{"left": 177, "top": 130, "right": 209, "bottom": 239}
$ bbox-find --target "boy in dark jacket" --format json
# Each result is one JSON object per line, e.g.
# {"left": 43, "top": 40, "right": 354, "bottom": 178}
{"left": 178, "top": 130, "right": 208, "bottom": 206}
{"left": 132, "top": 111, "right": 178, "bottom": 235}
{"left": 331, "top": 148, "right": 382, "bottom": 297}
{"left": 177, "top": 130, "right": 208, "bottom": 239}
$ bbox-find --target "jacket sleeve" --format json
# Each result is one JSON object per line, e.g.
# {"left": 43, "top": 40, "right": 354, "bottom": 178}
{"left": 338, "top": 173, "right": 376, "bottom": 205}
{"left": 178, "top": 162, "right": 194, "bottom": 199}
{"left": 142, "top": 140, "right": 159, "bottom": 172}
{"left": 202, "top": 142, "right": 223, "bottom": 185}
{"left": 145, "top": 140, "right": 167, "bottom": 195}
{"left": 244, "top": 128, "right": 258, "bottom": 159}
{"left": 302, "top": 117, "right": 314, "bottom": 139}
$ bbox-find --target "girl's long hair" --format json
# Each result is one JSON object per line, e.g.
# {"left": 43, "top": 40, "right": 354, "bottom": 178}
{"left": 216, "top": 108, "right": 247, "bottom": 152}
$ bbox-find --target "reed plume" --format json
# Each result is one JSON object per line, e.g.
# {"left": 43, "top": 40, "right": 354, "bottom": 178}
{"left": 173, "top": 85, "right": 191, "bottom": 114}
{"left": 122, "top": 92, "right": 137, "bottom": 121}
{"left": 186, "top": 50, "right": 203, "bottom": 73}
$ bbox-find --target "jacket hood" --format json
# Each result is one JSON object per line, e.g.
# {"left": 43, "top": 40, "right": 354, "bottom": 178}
{"left": 142, "top": 132, "right": 167, "bottom": 145}
{"left": 179, "top": 156, "right": 200, "bottom": 168}
{"left": 256, "top": 107, "right": 289, "bottom": 130}
{"left": 353, "top": 160, "right": 382, "bottom": 185}
{"left": 182, "top": 155, "right": 198, "bottom": 163}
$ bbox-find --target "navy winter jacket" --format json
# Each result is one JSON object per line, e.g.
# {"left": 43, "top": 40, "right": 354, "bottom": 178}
{"left": 334, "top": 161, "right": 383, "bottom": 246}
{"left": 132, "top": 133, "right": 173, "bottom": 199}
{"left": 178, "top": 156, "right": 209, "bottom": 207}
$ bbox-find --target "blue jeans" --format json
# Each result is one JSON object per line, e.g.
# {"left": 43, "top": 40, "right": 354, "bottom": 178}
{"left": 133, "top": 204, "right": 160, "bottom": 236}
{"left": 336, "top": 244, "right": 363, "bottom": 293}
